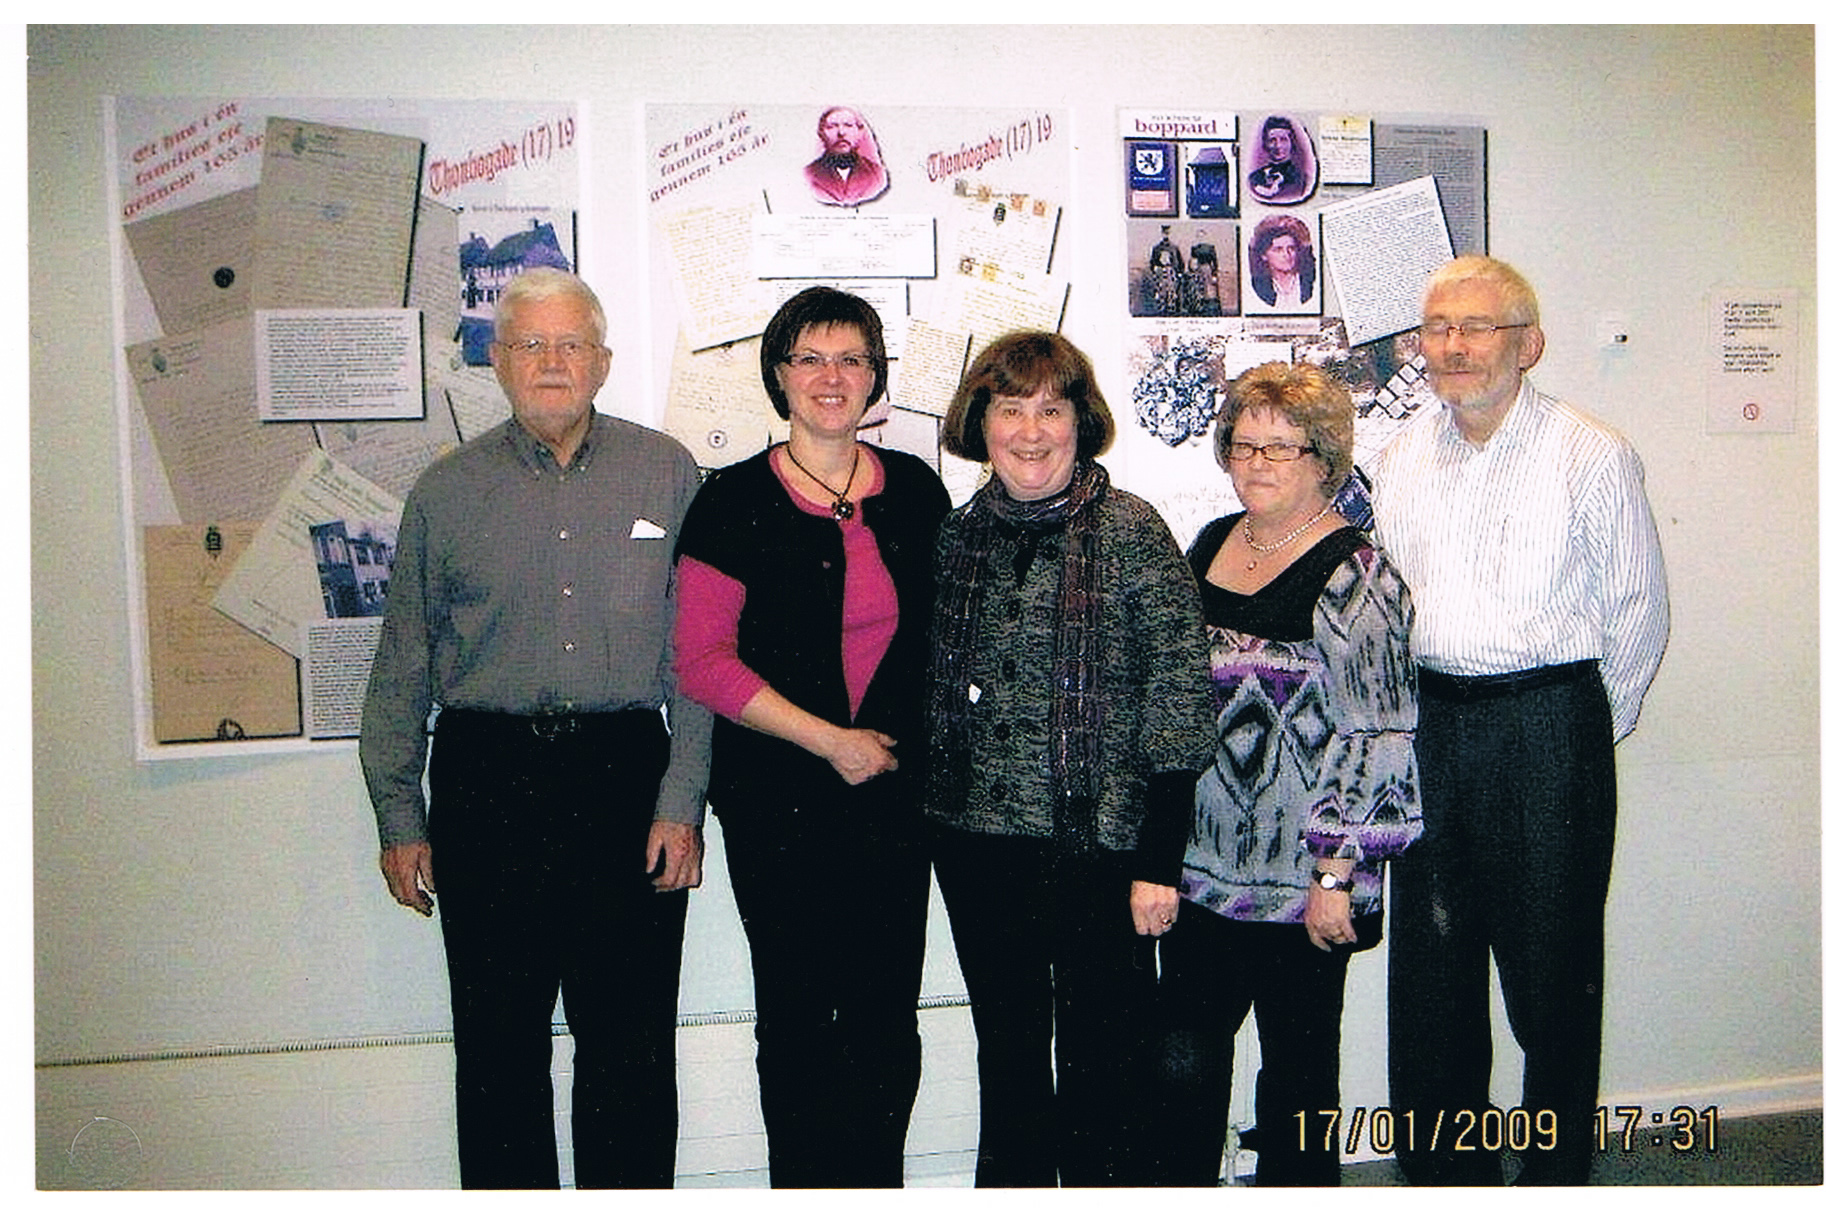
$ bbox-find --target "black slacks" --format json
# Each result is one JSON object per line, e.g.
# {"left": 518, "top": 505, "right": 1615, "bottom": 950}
{"left": 718, "top": 785, "right": 929, "bottom": 1188}
{"left": 1387, "top": 662, "right": 1616, "bottom": 1186}
{"left": 428, "top": 708, "right": 687, "bottom": 1190}
{"left": 1154, "top": 907, "right": 1380, "bottom": 1186}
{"left": 934, "top": 827, "right": 1160, "bottom": 1187}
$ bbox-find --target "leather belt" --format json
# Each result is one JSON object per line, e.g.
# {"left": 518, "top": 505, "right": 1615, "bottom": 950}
{"left": 436, "top": 707, "right": 661, "bottom": 742}
{"left": 1416, "top": 659, "right": 1597, "bottom": 703}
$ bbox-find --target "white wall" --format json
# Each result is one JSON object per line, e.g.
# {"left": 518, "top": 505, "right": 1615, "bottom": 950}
{"left": 29, "top": 23, "right": 1818, "bottom": 1188}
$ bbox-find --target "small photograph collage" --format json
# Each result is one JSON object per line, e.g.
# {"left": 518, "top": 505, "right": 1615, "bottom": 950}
{"left": 1126, "top": 113, "right": 1320, "bottom": 318}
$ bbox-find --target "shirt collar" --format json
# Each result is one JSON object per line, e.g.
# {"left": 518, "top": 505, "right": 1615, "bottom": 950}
{"left": 503, "top": 411, "right": 602, "bottom": 474}
{"left": 1435, "top": 375, "right": 1540, "bottom": 454}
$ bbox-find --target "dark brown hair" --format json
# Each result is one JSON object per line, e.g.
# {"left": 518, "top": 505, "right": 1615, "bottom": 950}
{"left": 940, "top": 331, "right": 1115, "bottom": 463}
{"left": 758, "top": 287, "right": 888, "bottom": 419}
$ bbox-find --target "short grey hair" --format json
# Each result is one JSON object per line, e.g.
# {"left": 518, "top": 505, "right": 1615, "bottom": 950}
{"left": 1425, "top": 255, "right": 1540, "bottom": 327}
{"left": 495, "top": 268, "right": 607, "bottom": 346}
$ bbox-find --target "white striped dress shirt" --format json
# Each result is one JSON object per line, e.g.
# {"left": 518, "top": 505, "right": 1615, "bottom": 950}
{"left": 1372, "top": 378, "right": 1670, "bottom": 741}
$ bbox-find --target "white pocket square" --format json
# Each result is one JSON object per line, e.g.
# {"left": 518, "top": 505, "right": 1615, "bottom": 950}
{"left": 629, "top": 518, "right": 667, "bottom": 539}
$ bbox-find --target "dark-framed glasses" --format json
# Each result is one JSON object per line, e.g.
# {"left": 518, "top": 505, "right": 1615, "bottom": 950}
{"left": 1418, "top": 320, "right": 1530, "bottom": 342}
{"left": 1226, "top": 441, "right": 1315, "bottom": 464}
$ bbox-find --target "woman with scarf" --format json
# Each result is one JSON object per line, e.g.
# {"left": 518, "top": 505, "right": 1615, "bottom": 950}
{"left": 926, "top": 331, "right": 1215, "bottom": 1187}
{"left": 673, "top": 287, "right": 950, "bottom": 1187}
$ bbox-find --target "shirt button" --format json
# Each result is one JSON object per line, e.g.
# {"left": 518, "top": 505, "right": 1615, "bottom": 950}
{"left": 561, "top": 584, "right": 574, "bottom": 597}
{"left": 558, "top": 528, "right": 570, "bottom": 540}
{"left": 1001, "top": 658, "right": 1017, "bottom": 679}
{"left": 994, "top": 722, "right": 1012, "bottom": 741}
{"left": 563, "top": 641, "right": 576, "bottom": 653}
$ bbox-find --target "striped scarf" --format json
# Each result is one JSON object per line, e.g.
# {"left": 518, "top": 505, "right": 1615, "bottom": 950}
{"left": 928, "top": 461, "right": 1108, "bottom": 838}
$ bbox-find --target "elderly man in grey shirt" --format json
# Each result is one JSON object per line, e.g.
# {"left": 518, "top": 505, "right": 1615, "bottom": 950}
{"left": 361, "top": 268, "right": 711, "bottom": 1189}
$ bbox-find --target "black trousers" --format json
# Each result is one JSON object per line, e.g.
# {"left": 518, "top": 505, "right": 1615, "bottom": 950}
{"left": 428, "top": 708, "right": 687, "bottom": 1190}
{"left": 934, "top": 827, "right": 1159, "bottom": 1187}
{"left": 1154, "top": 907, "right": 1381, "bottom": 1186}
{"left": 1387, "top": 662, "right": 1616, "bottom": 1186}
{"left": 718, "top": 792, "right": 929, "bottom": 1188}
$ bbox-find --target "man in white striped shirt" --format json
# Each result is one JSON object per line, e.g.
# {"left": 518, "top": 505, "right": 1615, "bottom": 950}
{"left": 1374, "top": 255, "right": 1669, "bottom": 1186}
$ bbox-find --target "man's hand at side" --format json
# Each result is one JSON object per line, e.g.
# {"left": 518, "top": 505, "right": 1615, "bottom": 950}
{"left": 381, "top": 841, "right": 436, "bottom": 916}
{"left": 648, "top": 821, "right": 703, "bottom": 891}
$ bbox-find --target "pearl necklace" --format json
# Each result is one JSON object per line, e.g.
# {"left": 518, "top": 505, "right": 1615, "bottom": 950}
{"left": 1242, "top": 504, "right": 1333, "bottom": 571}
{"left": 785, "top": 443, "right": 860, "bottom": 520}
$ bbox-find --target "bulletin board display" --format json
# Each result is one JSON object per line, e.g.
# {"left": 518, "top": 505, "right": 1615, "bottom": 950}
{"left": 1114, "top": 109, "right": 1486, "bottom": 547}
{"left": 106, "top": 98, "right": 1485, "bottom": 760}
{"left": 108, "top": 97, "right": 582, "bottom": 758}
{"left": 643, "top": 103, "right": 1074, "bottom": 506}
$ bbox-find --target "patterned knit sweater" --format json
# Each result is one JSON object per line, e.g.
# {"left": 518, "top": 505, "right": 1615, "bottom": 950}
{"left": 1178, "top": 514, "right": 1422, "bottom": 923}
{"left": 925, "top": 486, "right": 1216, "bottom": 885}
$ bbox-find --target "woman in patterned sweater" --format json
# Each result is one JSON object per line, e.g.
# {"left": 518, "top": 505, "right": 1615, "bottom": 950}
{"left": 1154, "top": 361, "right": 1422, "bottom": 1186}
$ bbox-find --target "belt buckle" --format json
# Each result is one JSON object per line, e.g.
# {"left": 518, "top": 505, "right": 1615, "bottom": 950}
{"left": 529, "top": 714, "right": 581, "bottom": 739}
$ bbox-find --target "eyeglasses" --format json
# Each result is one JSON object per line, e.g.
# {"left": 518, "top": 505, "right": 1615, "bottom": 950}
{"left": 782, "top": 351, "right": 876, "bottom": 375}
{"left": 1418, "top": 320, "right": 1530, "bottom": 342}
{"left": 497, "top": 337, "right": 603, "bottom": 361}
{"left": 1225, "top": 441, "right": 1314, "bottom": 464}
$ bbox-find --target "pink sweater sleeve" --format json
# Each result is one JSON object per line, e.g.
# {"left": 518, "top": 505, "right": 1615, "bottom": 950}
{"left": 674, "top": 555, "right": 768, "bottom": 721}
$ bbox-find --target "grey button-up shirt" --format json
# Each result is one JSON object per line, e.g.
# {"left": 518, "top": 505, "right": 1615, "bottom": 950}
{"left": 360, "top": 412, "right": 712, "bottom": 847}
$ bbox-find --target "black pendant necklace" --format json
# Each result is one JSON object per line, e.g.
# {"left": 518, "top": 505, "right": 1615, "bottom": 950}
{"left": 785, "top": 444, "right": 860, "bottom": 520}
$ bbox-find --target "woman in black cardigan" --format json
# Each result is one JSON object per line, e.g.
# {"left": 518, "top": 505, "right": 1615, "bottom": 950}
{"left": 673, "top": 288, "right": 950, "bottom": 1188}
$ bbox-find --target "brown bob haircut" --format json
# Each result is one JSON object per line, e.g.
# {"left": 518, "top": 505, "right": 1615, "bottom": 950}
{"left": 940, "top": 331, "right": 1116, "bottom": 463}
{"left": 1213, "top": 361, "right": 1354, "bottom": 497}
{"left": 758, "top": 286, "right": 889, "bottom": 419}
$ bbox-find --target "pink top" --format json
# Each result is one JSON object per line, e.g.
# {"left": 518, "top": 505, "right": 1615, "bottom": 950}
{"left": 675, "top": 445, "right": 899, "bottom": 722}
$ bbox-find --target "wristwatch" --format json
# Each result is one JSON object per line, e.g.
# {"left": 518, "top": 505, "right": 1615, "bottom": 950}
{"left": 1312, "top": 868, "right": 1355, "bottom": 892}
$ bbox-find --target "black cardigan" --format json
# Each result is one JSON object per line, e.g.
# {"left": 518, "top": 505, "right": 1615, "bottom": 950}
{"left": 674, "top": 446, "right": 952, "bottom": 820}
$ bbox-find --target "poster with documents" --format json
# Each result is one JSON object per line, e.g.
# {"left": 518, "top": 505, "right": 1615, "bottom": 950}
{"left": 645, "top": 104, "right": 1072, "bottom": 480}
{"left": 1114, "top": 108, "right": 1484, "bottom": 547}
{"left": 110, "top": 96, "right": 580, "bottom": 758}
